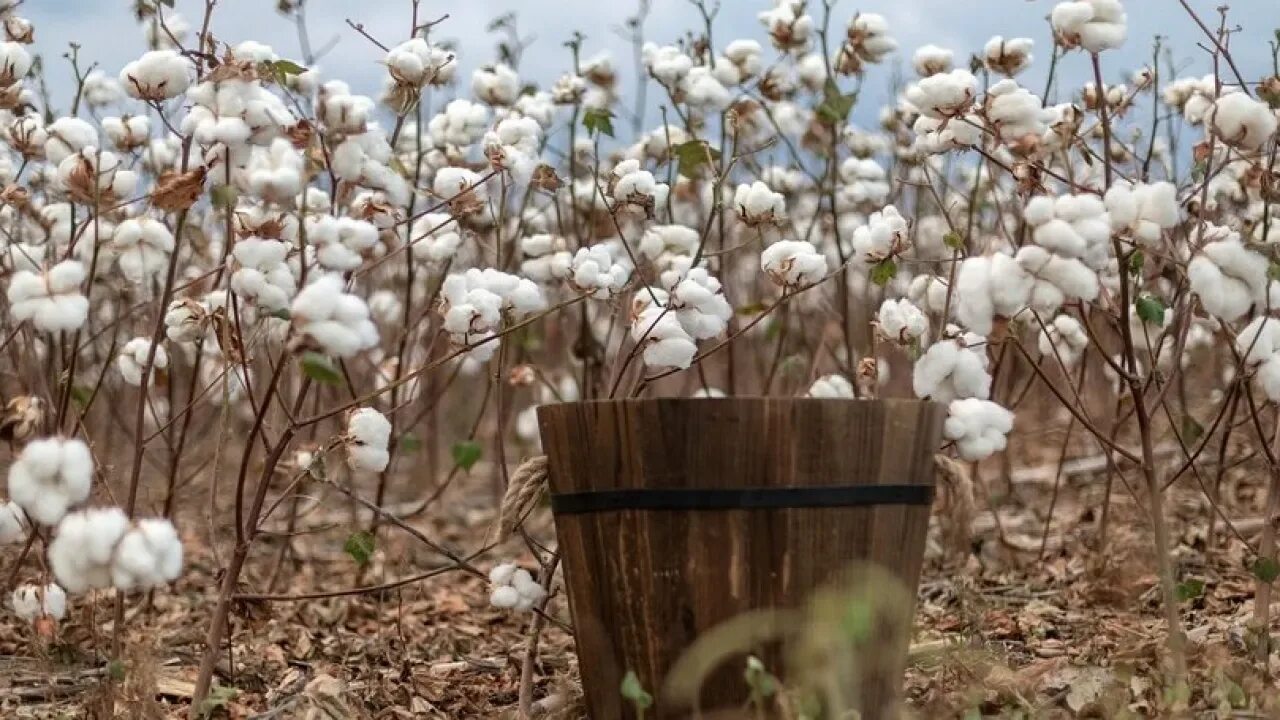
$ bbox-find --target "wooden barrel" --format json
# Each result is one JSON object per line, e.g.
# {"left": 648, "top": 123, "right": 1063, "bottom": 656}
{"left": 538, "top": 398, "right": 946, "bottom": 719}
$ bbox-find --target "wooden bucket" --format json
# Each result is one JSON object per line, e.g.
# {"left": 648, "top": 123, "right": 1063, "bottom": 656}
{"left": 538, "top": 398, "right": 946, "bottom": 719}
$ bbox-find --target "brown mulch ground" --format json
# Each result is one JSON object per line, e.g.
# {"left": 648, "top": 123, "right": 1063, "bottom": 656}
{"left": 3, "top": 410, "right": 1280, "bottom": 718}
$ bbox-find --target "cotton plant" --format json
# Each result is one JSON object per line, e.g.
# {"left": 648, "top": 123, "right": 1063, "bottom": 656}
{"left": 488, "top": 563, "right": 547, "bottom": 612}
{"left": 7, "top": 437, "right": 94, "bottom": 526}
{"left": 48, "top": 508, "right": 183, "bottom": 594}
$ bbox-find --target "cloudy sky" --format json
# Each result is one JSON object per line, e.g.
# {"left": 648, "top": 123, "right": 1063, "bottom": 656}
{"left": 26, "top": 0, "right": 1278, "bottom": 131}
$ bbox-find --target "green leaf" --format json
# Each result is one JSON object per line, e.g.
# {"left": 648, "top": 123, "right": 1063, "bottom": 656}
{"left": 743, "top": 656, "right": 777, "bottom": 699}
{"left": 197, "top": 684, "right": 239, "bottom": 719}
{"left": 399, "top": 434, "right": 422, "bottom": 453}
{"left": 1175, "top": 578, "right": 1204, "bottom": 602}
{"left": 582, "top": 107, "right": 615, "bottom": 138}
{"left": 1128, "top": 250, "right": 1145, "bottom": 276}
{"left": 841, "top": 597, "right": 874, "bottom": 642}
{"left": 1252, "top": 556, "right": 1280, "bottom": 584}
{"left": 211, "top": 184, "right": 239, "bottom": 210}
{"left": 343, "top": 531, "right": 375, "bottom": 566}
{"left": 620, "top": 670, "right": 653, "bottom": 710}
{"left": 451, "top": 440, "right": 482, "bottom": 471}
{"left": 70, "top": 385, "right": 91, "bottom": 410}
{"left": 943, "top": 231, "right": 964, "bottom": 250}
{"left": 107, "top": 659, "right": 126, "bottom": 682}
{"left": 156, "top": 0, "right": 175, "bottom": 6}
{"left": 816, "top": 78, "right": 857, "bottom": 125}
{"left": 1180, "top": 415, "right": 1204, "bottom": 446}
{"left": 673, "top": 139, "right": 721, "bottom": 178}
{"left": 1269, "top": 260, "right": 1280, "bottom": 282}
{"left": 271, "top": 59, "right": 306, "bottom": 76}
{"left": 735, "top": 302, "right": 767, "bottom": 316}
{"left": 299, "top": 351, "right": 343, "bottom": 386}
{"left": 870, "top": 258, "right": 897, "bottom": 286}
{"left": 1135, "top": 295, "right": 1165, "bottom": 326}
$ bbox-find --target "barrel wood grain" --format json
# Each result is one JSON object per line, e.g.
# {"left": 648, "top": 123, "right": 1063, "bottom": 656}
{"left": 538, "top": 398, "right": 946, "bottom": 719}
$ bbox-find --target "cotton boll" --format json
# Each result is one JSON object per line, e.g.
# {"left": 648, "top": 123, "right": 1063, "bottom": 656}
{"left": 733, "top": 181, "right": 786, "bottom": 227}
{"left": 912, "top": 45, "right": 953, "bottom": 77}
{"left": 119, "top": 49, "right": 192, "bottom": 101}
{"left": 0, "top": 40, "right": 31, "bottom": 85}
{"left": 231, "top": 237, "right": 296, "bottom": 311}
{"left": 7, "top": 437, "right": 94, "bottom": 527}
{"left": 913, "top": 339, "right": 991, "bottom": 402}
{"left": 8, "top": 260, "right": 89, "bottom": 332}
{"left": 410, "top": 213, "right": 465, "bottom": 266}
{"left": 983, "top": 36, "right": 1034, "bottom": 76}
{"left": 1038, "top": 314, "right": 1088, "bottom": 366}
{"left": 110, "top": 518, "right": 184, "bottom": 591}
{"left": 367, "top": 290, "right": 403, "bottom": 326}
{"left": 520, "top": 234, "right": 572, "bottom": 282}
{"left": 569, "top": 245, "right": 631, "bottom": 299}
{"left": 877, "top": 298, "right": 929, "bottom": 343}
{"left": 1207, "top": 93, "right": 1278, "bottom": 151}
{"left": 807, "top": 374, "right": 855, "bottom": 398}
{"left": 1104, "top": 182, "right": 1179, "bottom": 247}
{"left": 489, "top": 585, "right": 520, "bottom": 609}
{"left": 291, "top": 275, "right": 381, "bottom": 358}
{"left": 318, "top": 81, "right": 375, "bottom": 134}
{"left": 48, "top": 507, "right": 129, "bottom": 593}
{"left": 1051, "top": 0, "right": 1127, "bottom": 53}
{"left": 668, "top": 268, "right": 733, "bottom": 339}
{"left": 112, "top": 217, "right": 175, "bottom": 284}
{"left": 758, "top": 4, "right": 813, "bottom": 51}
{"left": 1188, "top": 236, "right": 1268, "bottom": 321}
{"left": 44, "top": 118, "right": 97, "bottom": 165}
{"left": 761, "top": 240, "right": 828, "bottom": 288}
{"left": 471, "top": 64, "right": 519, "bottom": 106}
{"left": 384, "top": 38, "right": 454, "bottom": 87}
{"left": 850, "top": 205, "right": 908, "bottom": 262}
{"left": 0, "top": 500, "right": 28, "bottom": 543}
{"left": 10, "top": 582, "right": 66, "bottom": 622}
{"left": 117, "top": 337, "right": 168, "bottom": 387}
{"left": 944, "top": 398, "right": 1014, "bottom": 461}
{"left": 483, "top": 115, "right": 542, "bottom": 174}
{"left": 611, "top": 159, "right": 669, "bottom": 217}
{"left": 347, "top": 407, "right": 391, "bottom": 473}
{"left": 905, "top": 69, "right": 976, "bottom": 119}
{"left": 843, "top": 12, "right": 897, "bottom": 69}
{"left": 102, "top": 115, "right": 151, "bottom": 151}
{"left": 632, "top": 306, "right": 697, "bottom": 369}
{"left": 433, "top": 166, "right": 489, "bottom": 215}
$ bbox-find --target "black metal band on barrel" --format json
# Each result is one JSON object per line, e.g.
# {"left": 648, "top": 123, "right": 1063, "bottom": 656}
{"left": 550, "top": 485, "right": 934, "bottom": 514}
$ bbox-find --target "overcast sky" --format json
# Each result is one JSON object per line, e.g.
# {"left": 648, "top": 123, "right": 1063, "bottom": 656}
{"left": 27, "top": 0, "right": 1279, "bottom": 131}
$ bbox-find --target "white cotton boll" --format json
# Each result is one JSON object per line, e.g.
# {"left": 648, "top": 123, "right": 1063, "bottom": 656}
{"left": 911, "top": 113, "right": 983, "bottom": 155}
{"left": 724, "top": 39, "right": 763, "bottom": 80}
{"left": 245, "top": 138, "right": 304, "bottom": 204}
{"left": 642, "top": 43, "right": 694, "bottom": 85}
{"left": 520, "top": 234, "right": 572, "bottom": 282}
{"left": 682, "top": 66, "right": 731, "bottom": 111}
{"left": 850, "top": 205, "right": 908, "bottom": 262}
{"left": 1016, "top": 245, "right": 1099, "bottom": 311}
{"left": 11, "top": 583, "right": 66, "bottom": 622}
{"left": 410, "top": 213, "right": 464, "bottom": 266}
{"left": 438, "top": 268, "right": 547, "bottom": 347}
{"left": 761, "top": 240, "right": 828, "bottom": 288}
{"left": 48, "top": 507, "right": 129, "bottom": 593}
{"left": 490, "top": 585, "right": 520, "bottom": 609}
{"left": 632, "top": 307, "right": 697, "bottom": 369}
{"left": 44, "top": 117, "right": 97, "bottom": 165}
{"left": 733, "top": 181, "right": 785, "bottom": 227}
{"left": 983, "top": 36, "right": 1034, "bottom": 76}
{"left": 877, "top": 298, "right": 929, "bottom": 343}
{"left": 1038, "top": 314, "right": 1088, "bottom": 366}
{"left": 1189, "top": 238, "right": 1268, "bottom": 320}
{"left": 368, "top": 290, "right": 403, "bottom": 326}
{"left": 231, "top": 237, "right": 296, "bottom": 311}
{"left": 291, "top": 275, "right": 381, "bottom": 358}
{"left": 0, "top": 40, "right": 31, "bottom": 84}
{"left": 1234, "top": 316, "right": 1280, "bottom": 367}
{"left": 638, "top": 225, "right": 700, "bottom": 261}
{"left": 117, "top": 337, "right": 168, "bottom": 387}
{"left": 807, "top": 374, "right": 855, "bottom": 399}
{"left": 385, "top": 37, "right": 453, "bottom": 87}
{"left": 8, "top": 260, "right": 89, "bottom": 333}
{"left": 912, "top": 45, "right": 953, "bottom": 77}
{"left": 0, "top": 500, "right": 28, "bottom": 544}
{"left": 430, "top": 98, "right": 488, "bottom": 147}
{"left": 905, "top": 69, "right": 976, "bottom": 119}
{"left": 944, "top": 398, "right": 1014, "bottom": 461}
{"left": 611, "top": 159, "right": 669, "bottom": 215}
{"left": 1207, "top": 93, "right": 1278, "bottom": 151}
{"left": 1104, "top": 182, "right": 1179, "bottom": 247}
{"left": 347, "top": 407, "right": 391, "bottom": 473}
{"left": 489, "top": 562, "right": 517, "bottom": 586}
{"left": 471, "top": 64, "right": 519, "bottom": 106}
{"left": 102, "top": 115, "right": 151, "bottom": 150}
{"left": 1051, "top": 0, "right": 1127, "bottom": 53}
{"left": 163, "top": 298, "right": 206, "bottom": 343}
{"left": 110, "top": 518, "right": 183, "bottom": 591}
{"left": 757, "top": 4, "right": 812, "bottom": 50}
{"left": 119, "top": 49, "right": 191, "bottom": 101}
{"left": 912, "top": 339, "right": 991, "bottom": 402}
{"left": 669, "top": 268, "right": 732, "bottom": 340}
{"left": 112, "top": 216, "right": 174, "bottom": 284}
{"left": 569, "top": 245, "right": 630, "bottom": 299}
{"left": 318, "top": 81, "right": 375, "bottom": 134}
{"left": 483, "top": 115, "right": 542, "bottom": 174}
{"left": 986, "top": 80, "right": 1049, "bottom": 141}
{"left": 954, "top": 256, "right": 996, "bottom": 336}
{"left": 433, "top": 166, "right": 488, "bottom": 207}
